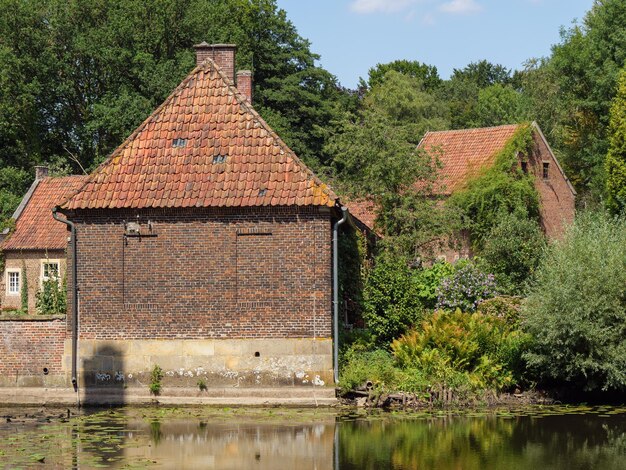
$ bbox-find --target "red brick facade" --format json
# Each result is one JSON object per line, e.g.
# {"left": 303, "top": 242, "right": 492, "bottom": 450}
{"left": 70, "top": 206, "right": 332, "bottom": 340}
{"left": 0, "top": 318, "right": 66, "bottom": 385}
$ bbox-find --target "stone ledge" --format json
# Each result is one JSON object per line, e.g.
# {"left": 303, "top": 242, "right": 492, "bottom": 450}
{"left": 0, "top": 314, "right": 65, "bottom": 322}
{"left": 0, "top": 387, "right": 338, "bottom": 406}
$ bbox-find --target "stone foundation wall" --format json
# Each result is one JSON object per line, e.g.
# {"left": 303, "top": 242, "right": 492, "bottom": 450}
{"left": 68, "top": 338, "right": 333, "bottom": 389}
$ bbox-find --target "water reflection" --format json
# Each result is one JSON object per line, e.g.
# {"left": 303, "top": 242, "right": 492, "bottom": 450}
{"left": 0, "top": 406, "right": 625, "bottom": 469}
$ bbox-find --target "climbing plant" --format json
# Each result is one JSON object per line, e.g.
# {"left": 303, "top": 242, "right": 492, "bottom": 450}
{"left": 20, "top": 260, "right": 28, "bottom": 314}
{"left": 447, "top": 124, "right": 540, "bottom": 249}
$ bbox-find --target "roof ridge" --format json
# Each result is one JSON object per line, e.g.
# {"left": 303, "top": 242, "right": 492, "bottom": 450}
{"left": 424, "top": 124, "right": 521, "bottom": 136}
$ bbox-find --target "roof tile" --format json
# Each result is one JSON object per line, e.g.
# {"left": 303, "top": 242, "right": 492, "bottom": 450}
{"left": 61, "top": 57, "right": 336, "bottom": 210}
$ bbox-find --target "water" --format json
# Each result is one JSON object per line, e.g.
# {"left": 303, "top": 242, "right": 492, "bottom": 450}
{"left": 1, "top": 406, "right": 625, "bottom": 469}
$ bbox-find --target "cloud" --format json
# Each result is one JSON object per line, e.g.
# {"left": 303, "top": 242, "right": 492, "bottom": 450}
{"left": 439, "top": 0, "right": 482, "bottom": 14}
{"left": 350, "top": 0, "right": 418, "bottom": 14}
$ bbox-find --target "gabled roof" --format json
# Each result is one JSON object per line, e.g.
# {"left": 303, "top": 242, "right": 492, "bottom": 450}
{"left": 418, "top": 124, "right": 521, "bottom": 194}
{"left": 3, "top": 176, "right": 88, "bottom": 251}
{"left": 61, "top": 58, "right": 336, "bottom": 211}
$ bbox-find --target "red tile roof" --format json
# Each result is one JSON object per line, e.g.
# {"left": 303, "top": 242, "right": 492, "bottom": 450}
{"left": 345, "top": 198, "right": 377, "bottom": 232}
{"left": 418, "top": 124, "right": 521, "bottom": 194}
{"left": 3, "top": 176, "right": 88, "bottom": 251}
{"left": 61, "top": 58, "right": 336, "bottom": 211}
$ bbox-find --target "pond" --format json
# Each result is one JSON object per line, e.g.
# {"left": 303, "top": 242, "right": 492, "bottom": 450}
{"left": 1, "top": 405, "right": 625, "bottom": 469}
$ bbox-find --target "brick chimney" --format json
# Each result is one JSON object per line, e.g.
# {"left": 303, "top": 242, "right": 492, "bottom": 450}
{"left": 35, "top": 166, "right": 49, "bottom": 180}
{"left": 236, "top": 70, "right": 253, "bottom": 103}
{"left": 193, "top": 42, "right": 236, "bottom": 82}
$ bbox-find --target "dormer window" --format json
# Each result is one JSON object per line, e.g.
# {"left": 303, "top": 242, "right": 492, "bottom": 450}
{"left": 172, "top": 138, "right": 187, "bottom": 148}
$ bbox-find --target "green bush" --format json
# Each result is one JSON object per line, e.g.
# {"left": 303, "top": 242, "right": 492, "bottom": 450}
{"left": 413, "top": 260, "right": 455, "bottom": 309}
{"left": 36, "top": 278, "right": 67, "bottom": 315}
{"left": 436, "top": 261, "right": 498, "bottom": 312}
{"left": 149, "top": 364, "right": 164, "bottom": 396}
{"left": 392, "top": 310, "right": 527, "bottom": 390}
{"left": 363, "top": 256, "right": 424, "bottom": 346}
{"left": 477, "top": 296, "right": 522, "bottom": 326}
{"left": 522, "top": 211, "right": 626, "bottom": 392}
{"left": 481, "top": 212, "right": 546, "bottom": 293}
{"left": 339, "top": 347, "right": 402, "bottom": 392}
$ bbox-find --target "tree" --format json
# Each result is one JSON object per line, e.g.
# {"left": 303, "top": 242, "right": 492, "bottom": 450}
{"left": 451, "top": 60, "right": 512, "bottom": 88}
{"left": 472, "top": 84, "right": 525, "bottom": 128}
{"left": 327, "top": 71, "right": 453, "bottom": 256}
{"left": 548, "top": 0, "right": 626, "bottom": 197}
{"left": 522, "top": 212, "right": 626, "bottom": 392}
{"left": 364, "top": 60, "right": 442, "bottom": 91}
{"left": 605, "top": 69, "right": 626, "bottom": 214}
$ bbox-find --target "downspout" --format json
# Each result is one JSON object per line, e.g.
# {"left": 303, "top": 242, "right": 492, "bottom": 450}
{"left": 52, "top": 207, "right": 78, "bottom": 392}
{"left": 332, "top": 206, "right": 349, "bottom": 384}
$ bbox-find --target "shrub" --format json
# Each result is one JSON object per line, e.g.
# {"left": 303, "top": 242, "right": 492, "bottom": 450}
{"left": 36, "top": 277, "right": 67, "bottom": 315}
{"left": 481, "top": 212, "right": 546, "bottom": 293}
{"left": 20, "top": 260, "right": 28, "bottom": 314}
{"left": 149, "top": 364, "right": 164, "bottom": 396}
{"left": 477, "top": 296, "right": 523, "bottom": 326}
{"left": 363, "top": 255, "right": 424, "bottom": 346}
{"left": 436, "top": 262, "right": 498, "bottom": 312}
{"left": 413, "top": 260, "right": 455, "bottom": 309}
{"left": 392, "top": 310, "right": 527, "bottom": 390}
{"left": 522, "top": 211, "right": 626, "bottom": 392}
{"left": 339, "top": 347, "right": 402, "bottom": 392}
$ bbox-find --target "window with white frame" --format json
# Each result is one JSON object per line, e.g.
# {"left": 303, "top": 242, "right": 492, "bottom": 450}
{"left": 41, "top": 260, "right": 60, "bottom": 284}
{"left": 6, "top": 269, "right": 20, "bottom": 295}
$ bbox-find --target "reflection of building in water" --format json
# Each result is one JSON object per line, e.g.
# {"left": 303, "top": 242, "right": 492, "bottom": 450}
{"left": 121, "top": 419, "right": 335, "bottom": 469}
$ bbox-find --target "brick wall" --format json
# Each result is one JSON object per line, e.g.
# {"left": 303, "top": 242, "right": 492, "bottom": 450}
{"left": 0, "top": 317, "right": 66, "bottom": 386}
{"left": 69, "top": 206, "right": 332, "bottom": 340}
{"left": 1, "top": 250, "right": 67, "bottom": 313}
{"left": 528, "top": 131, "right": 576, "bottom": 239}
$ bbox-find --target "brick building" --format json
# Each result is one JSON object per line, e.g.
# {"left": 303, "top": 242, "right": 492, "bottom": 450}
{"left": 0, "top": 169, "right": 87, "bottom": 313}
{"left": 50, "top": 43, "right": 349, "bottom": 393}
{"left": 416, "top": 123, "right": 576, "bottom": 260}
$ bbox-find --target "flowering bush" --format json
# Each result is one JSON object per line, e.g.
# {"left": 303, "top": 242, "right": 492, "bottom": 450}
{"left": 436, "top": 262, "right": 497, "bottom": 312}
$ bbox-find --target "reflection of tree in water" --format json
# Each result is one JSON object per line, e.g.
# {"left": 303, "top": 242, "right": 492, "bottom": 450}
{"left": 150, "top": 420, "right": 162, "bottom": 445}
{"left": 338, "top": 412, "right": 626, "bottom": 470}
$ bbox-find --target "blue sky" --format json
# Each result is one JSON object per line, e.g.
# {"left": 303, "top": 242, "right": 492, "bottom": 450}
{"left": 275, "top": 0, "right": 593, "bottom": 88}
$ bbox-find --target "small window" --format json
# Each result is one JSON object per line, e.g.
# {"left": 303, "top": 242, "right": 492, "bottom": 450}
{"left": 41, "top": 260, "right": 60, "bottom": 284}
{"left": 543, "top": 162, "right": 550, "bottom": 179}
{"left": 212, "top": 155, "right": 227, "bottom": 164}
{"left": 6, "top": 269, "right": 20, "bottom": 295}
{"left": 258, "top": 188, "right": 267, "bottom": 197}
{"left": 172, "top": 138, "right": 187, "bottom": 148}
{"left": 521, "top": 161, "right": 528, "bottom": 174}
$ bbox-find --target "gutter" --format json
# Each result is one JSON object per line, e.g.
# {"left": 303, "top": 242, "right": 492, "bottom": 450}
{"left": 52, "top": 207, "right": 78, "bottom": 392}
{"left": 332, "top": 206, "right": 349, "bottom": 384}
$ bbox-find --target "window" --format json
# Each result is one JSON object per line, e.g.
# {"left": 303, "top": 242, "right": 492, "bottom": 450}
{"left": 543, "top": 162, "right": 550, "bottom": 179}
{"left": 6, "top": 269, "right": 20, "bottom": 295}
{"left": 172, "top": 138, "right": 187, "bottom": 148}
{"left": 521, "top": 161, "right": 528, "bottom": 174}
{"left": 41, "top": 260, "right": 60, "bottom": 284}
{"left": 212, "top": 155, "right": 227, "bottom": 164}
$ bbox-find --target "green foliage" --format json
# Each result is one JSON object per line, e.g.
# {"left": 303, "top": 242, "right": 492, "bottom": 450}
{"left": 20, "top": 260, "right": 28, "bottom": 314}
{"left": 436, "top": 261, "right": 498, "bottom": 312}
{"left": 447, "top": 124, "right": 540, "bottom": 248}
{"left": 451, "top": 60, "right": 512, "bottom": 88}
{"left": 392, "top": 310, "right": 527, "bottom": 390}
{"left": 481, "top": 212, "right": 546, "bottom": 293}
{"left": 338, "top": 227, "right": 367, "bottom": 325}
{"left": 0, "top": 167, "right": 30, "bottom": 223}
{"left": 476, "top": 296, "right": 522, "bottom": 326}
{"left": 605, "top": 69, "right": 626, "bottom": 214}
{"left": 35, "top": 277, "right": 67, "bottom": 315}
{"left": 149, "top": 364, "right": 164, "bottom": 396}
{"left": 0, "top": 0, "right": 347, "bottom": 174}
{"left": 362, "top": 255, "right": 424, "bottom": 346}
{"left": 472, "top": 84, "right": 525, "bottom": 128}
{"left": 364, "top": 60, "right": 442, "bottom": 91}
{"left": 339, "top": 347, "right": 402, "bottom": 392}
{"left": 522, "top": 211, "right": 626, "bottom": 391}
{"left": 412, "top": 261, "right": 455, "bottom": 309}
{"left": 197, "top": 378, "right": 207, "bottom": 392}
{"left": 329, "top": 70, "right": 454, "bottom": 256}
